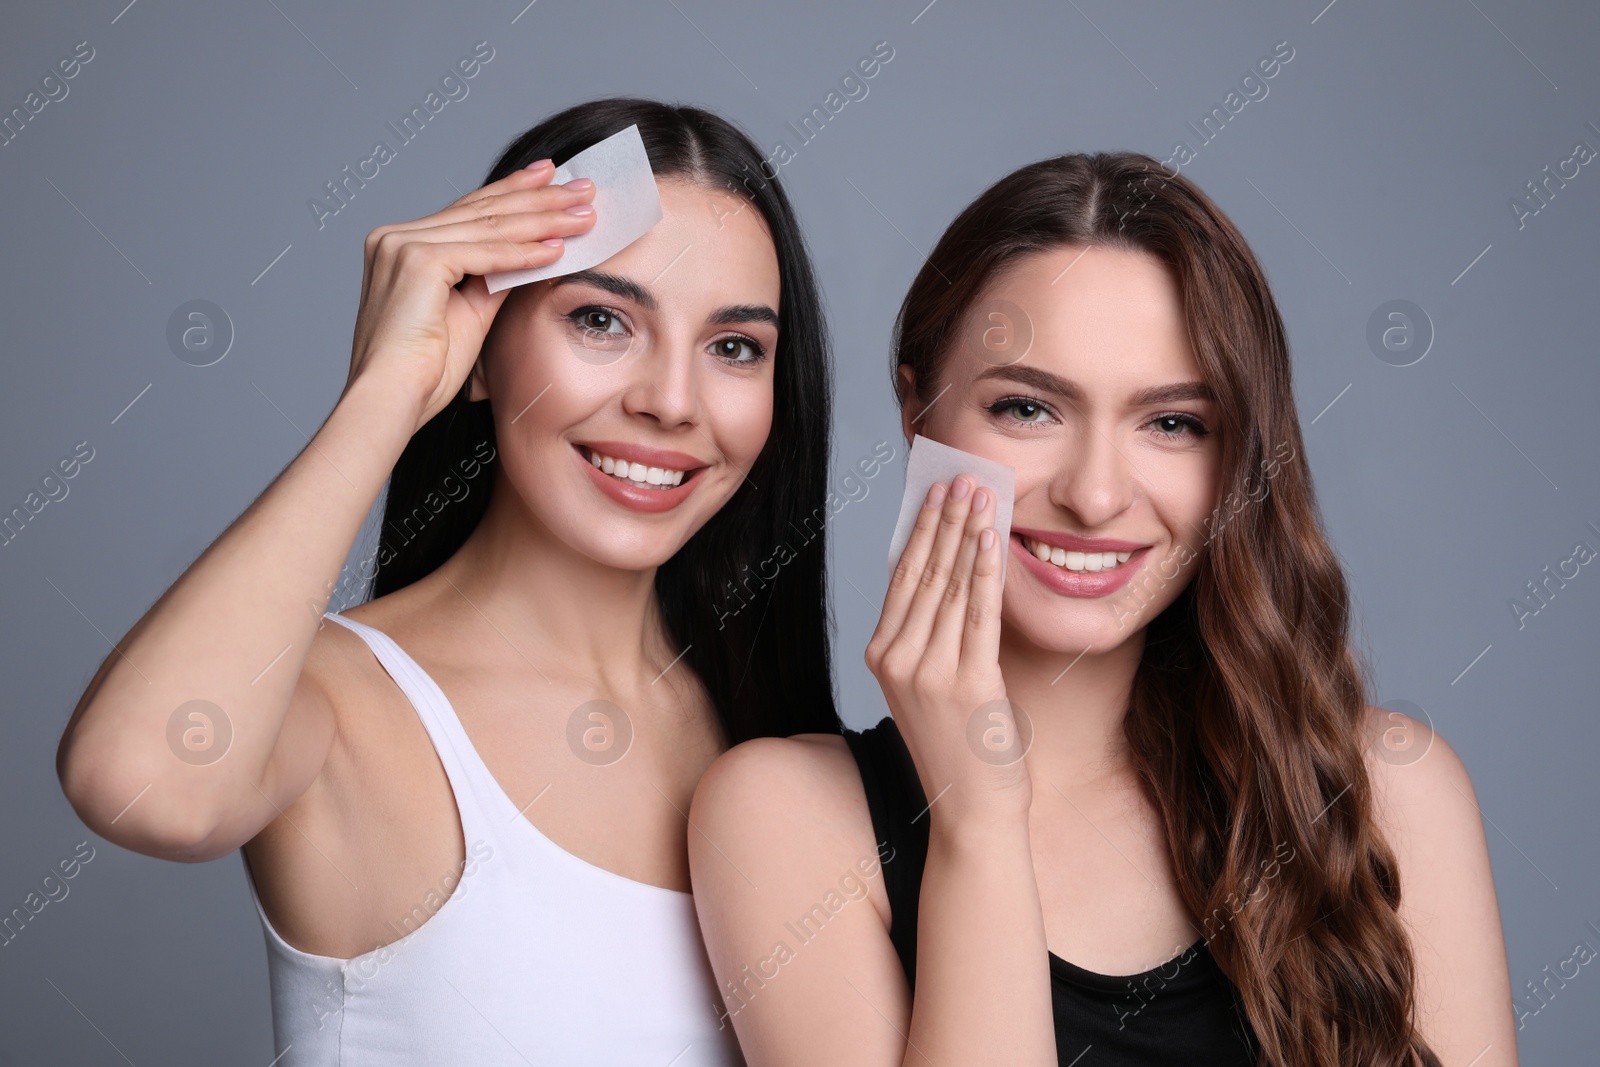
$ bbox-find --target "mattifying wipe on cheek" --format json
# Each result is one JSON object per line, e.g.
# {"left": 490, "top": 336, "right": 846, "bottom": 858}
{"left": 886, "top": 433, "right": 1016, "bottom": 581}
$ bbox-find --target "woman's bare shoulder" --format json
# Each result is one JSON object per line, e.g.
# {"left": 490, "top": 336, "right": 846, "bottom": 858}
{"left": 689, "top": 731, "right": 888, "bottom": 924}
{"left": 298, "top": 588, "right": 436, "bottom": 716}
{"left": 693, "top": 732, "right": 870, "bottom": 831}
{"left": 298, "top": 609, "right": 381, "bottom": 719}
{"left": 1359, "top": 704, "right": 1475, "bottom": 822}
{"left": 285, "top": 597, "right": 445, "bottom": 788}
{"left": 1359, "top": 704, "right": 1517, "bottom": 1063}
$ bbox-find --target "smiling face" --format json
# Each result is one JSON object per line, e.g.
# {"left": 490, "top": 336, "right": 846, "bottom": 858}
{"left": 469, "top": 177, "right": 780, "bottom": 571}
{"left": 900, "top": 244, "right": 1223, "bottom": 656}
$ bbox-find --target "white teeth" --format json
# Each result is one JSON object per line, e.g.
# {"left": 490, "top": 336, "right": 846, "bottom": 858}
{"left": 585, "top": 447, "right": 689, "bottom": 489}
{"left": 1023, "top": 537, "right": 1135, "bottom": 573}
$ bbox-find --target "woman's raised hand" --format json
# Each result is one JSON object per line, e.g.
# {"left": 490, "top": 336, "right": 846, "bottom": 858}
{"left": 56, "top": 163, "right": 597, "bottom": 863}
{"left": 864, "top": 473, "right": 1031, "bottom": 827}
{"left": 343, "top": 160, "right": 598, "bottom": 432}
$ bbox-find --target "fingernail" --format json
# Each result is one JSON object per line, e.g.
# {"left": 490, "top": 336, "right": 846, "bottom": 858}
{"left": 541, "top": 238, "right": 563, "bottom": 247}
{"left": 973, "top": 488, "right": 989, "bottom": 511}
{"left": 926, "top": 483, "right": 947, "bottom": 507}
{"left": 565, "top": 177, "right": 594, "bottom": 190}
{"left": 565, "top": 204, "right": 594, "bottom": 216}
{"left": 525, "top": 158, "right": 552, "bottom": 170}
{"left": 951, "top": 476, "right": 971, "bottom": 501}
{"left": 980, "top": 528, "right": 996, "bottom": 550}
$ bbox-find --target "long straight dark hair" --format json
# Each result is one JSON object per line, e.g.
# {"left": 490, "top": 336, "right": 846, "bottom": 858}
{"left": 892, "top": 153, "right": 1439, "bottom": 1067}
{"left": 367, "top": 97, "right": 841, "bottom": 744}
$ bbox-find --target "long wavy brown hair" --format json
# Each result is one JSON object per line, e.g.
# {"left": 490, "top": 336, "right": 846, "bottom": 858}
{"left": 890, "top": 152, "right": 1439, "bottom": 1067}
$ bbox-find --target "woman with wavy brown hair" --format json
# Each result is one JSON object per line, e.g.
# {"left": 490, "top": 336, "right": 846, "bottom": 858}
{"left": 688, "top": 152, "right": 1516, "bottom": 1066}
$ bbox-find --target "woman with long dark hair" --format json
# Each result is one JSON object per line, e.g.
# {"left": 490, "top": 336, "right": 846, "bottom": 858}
{"left": 56, "top": 97, "right": 839, "bottom": 1064}
{"left": 689, "top": 152, "right": 1515, "bottom": 1065}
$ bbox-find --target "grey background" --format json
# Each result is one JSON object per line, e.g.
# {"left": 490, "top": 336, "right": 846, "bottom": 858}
{"left": 2, "top": 0, "right": 1596, "bottom": 1061}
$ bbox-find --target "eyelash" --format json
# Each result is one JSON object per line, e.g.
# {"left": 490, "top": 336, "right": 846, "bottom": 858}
{"left": 564, "top": 305, "right": 768, "bottom": 365}
{"left": 985, "top": 395, "right": 1211, "bottom": 441}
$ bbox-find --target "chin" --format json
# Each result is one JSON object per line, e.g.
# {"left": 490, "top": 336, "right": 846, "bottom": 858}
{"left": 1002, "top": 606, "right": 1127, "bottom": 658}
{"left": 569, "top": 528, "right": 691, "bottom": 573}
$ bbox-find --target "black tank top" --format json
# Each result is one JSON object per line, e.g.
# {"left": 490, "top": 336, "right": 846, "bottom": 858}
{"left": 843, "top": 716, "right": 1260, "bottom": 1066}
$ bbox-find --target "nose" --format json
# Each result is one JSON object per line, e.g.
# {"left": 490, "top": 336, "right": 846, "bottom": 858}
{"left": 619, "top": 330, "right": 700, "bottom": 430}
{"left": 1047, "top": 420, "right": 1136, "bottom": 527}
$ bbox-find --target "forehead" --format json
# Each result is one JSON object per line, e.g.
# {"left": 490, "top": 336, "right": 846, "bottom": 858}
{"left": 965, "top": 245, "right": 1198, "bottom": 385}
{"left": 586, "top": 177, "right": 781, "bottom": 309}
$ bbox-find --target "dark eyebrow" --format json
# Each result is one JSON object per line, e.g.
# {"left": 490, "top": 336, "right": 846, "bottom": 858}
{"left": 973, "top": 364, "right": 1215, "bottom": 406}
{"left": 548, "top": 270, "right": 778, "bottom": 329}
{"left": 708, "top": 304, "right": 780, "bottom": 328}
{"left": 548, "top": 269, "right": 656, "bottom": 310}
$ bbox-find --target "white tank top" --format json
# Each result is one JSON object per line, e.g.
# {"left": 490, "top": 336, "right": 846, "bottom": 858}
{"left": 242, "top": 610, "right": 744, "bottom": 1066}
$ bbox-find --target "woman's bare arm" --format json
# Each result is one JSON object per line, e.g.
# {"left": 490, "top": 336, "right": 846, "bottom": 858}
{"left": 55, "top": 374, "right": 420, "bottom": 861}
{"left": 689, "top": 735, "right": 911, "bottom": 1065}
{"left": 55, "top": 162, "right": 597, "bottom": 861}
{"left": 689, "top": 733, "right": 1055, "bottom": 1066}
{"left": 689, "top": 476, "right": 1056, "bottom": 1066}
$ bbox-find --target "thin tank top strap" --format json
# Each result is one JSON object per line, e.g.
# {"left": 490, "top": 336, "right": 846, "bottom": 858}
{"left": 320, "top": 610, "right": 498, "bottom": 838}
{"left": 843, "top": 715, "right": 929, "bottom": 991}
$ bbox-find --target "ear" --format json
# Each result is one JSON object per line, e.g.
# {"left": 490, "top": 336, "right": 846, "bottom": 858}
{"left": 897, "top": 363, "right": 922, "bottom": 446}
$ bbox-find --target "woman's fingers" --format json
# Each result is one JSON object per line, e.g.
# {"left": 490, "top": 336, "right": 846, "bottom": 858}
{"left": 398, "top": 161, "right": 577, "bottom": 235}
{"left": 360, "top": 198, "right": 598, "bottom": 324}
{"left": 395, "top": 184, "right": 597, "bottom": 245}
{"left": 389, "top": 207, "right": 596, "bottom": 266}
{"left": 897, "top": 474, "right": 979, "bottom": 653}
{"left": 459, "top": 158, "right": 559, "bottom": 203}
{"left": 360, "top": 167, "right": 593, "bottom": 295}
{"left": 962, "top": 521, "right": 1006, "bottom": 679}
{"left": 363, "top": 163, "right": 552, "bottom": 263}
{"left": 440, "top": 169, "right": 594, "bottom": 236}
{"left": 873, "top": 480, "right": 948, "bottom": 652}
{"left": 870, "top": 474, "right": 1005, "bottom": 689}
{"left": 373, "top": 221, "right": 587, "bottom": 285}
{"left": 926, "top": 487, "right": 994, "bottom": 666}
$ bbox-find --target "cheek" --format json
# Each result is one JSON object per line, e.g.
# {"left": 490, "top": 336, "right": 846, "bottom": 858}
{"left": 1184, "top": 476, "right": 1222, "bottom": 535}
{"left": 1150, "top": 455, "right": 1221, "bottom": 541}
{"left": 489, "top": 358, "right": 603, "bottom": 474}
{"left": 492, "top": 326, "right": 617, "bottom": 429}
{"left": 709, "top": 378, "right": 775, "bottom": 464}
{"left": 488, "top": 319, "right": 566, "bottom": 398}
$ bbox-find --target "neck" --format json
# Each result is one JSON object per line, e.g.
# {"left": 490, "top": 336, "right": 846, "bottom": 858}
{"left": 426, "top": 470, "right": 680, "bottom": 693}
{"left": 999, "top": 623, "right": 1146, "bottom": 789}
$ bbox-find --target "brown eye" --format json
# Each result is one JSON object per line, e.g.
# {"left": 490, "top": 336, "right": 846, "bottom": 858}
{"left": 711, "top": 336, "right": 766, "bottom": 365}
{"left": 567, "top": 306, "right": 628, "bottom": 336}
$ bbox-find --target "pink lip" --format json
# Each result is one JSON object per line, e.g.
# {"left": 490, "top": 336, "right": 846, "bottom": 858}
{"left": 575, "top": 439, "right": 708, "bottom": 471}
{"left": 573, "top": 444, "right": 704, "bottom": 514}
{"left": 1009, "top": 533, "right": 1147, "bottom": 599}
{"left": 1011, "top": 525, "right": 1150, "bottom": 554}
